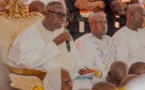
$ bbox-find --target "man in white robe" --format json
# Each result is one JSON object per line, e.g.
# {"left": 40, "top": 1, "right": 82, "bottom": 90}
{"left": 7, "top": 1, "right": 86, "bottom": 89}
{"left": 75, "top": 12, "right": 117, "bottom": 87}
{"left": 113, "top": 4, "right": 145, "bottom": 66}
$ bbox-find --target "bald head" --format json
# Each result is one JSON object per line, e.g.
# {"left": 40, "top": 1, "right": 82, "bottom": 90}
{"left": 61, "top": 68, "right": 72, "bottom": 90}
{"left": 88, "top": 12, "right": 107, "bottom": 39}
{"left": 29, "top": 1, "right": 45, "bottom": 13}
{"left": 130, "top": 0, "right": 140, "bottom": 4}
{"left": 92, "top": 82, "right": 118, "bottom": 90}
{"left": 119, "top": 74, "right": 138, "bottom": 87}
{"left": 129, "top": 62, "right": 145, "bottom": 75}
{"left": 46, "top": 1, "right": 64, "bottom": 11}
{"left": 126, "top": 4, "right": 145, "bottom": 29}
{"left": 89, "top": 12, "right": 106, "bottom": 24}
{"left": 126, "top": 4, "right": 144, "bottom": 14}
{"left": 61, "top": 68, "right": 70, "bottom": 78}
{"left": 106, "top": 61, "right": 128, "bottom": 87}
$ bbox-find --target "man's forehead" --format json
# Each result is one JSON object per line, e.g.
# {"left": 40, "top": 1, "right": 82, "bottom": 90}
{"left": 133, "top": 6, "right": 144, "bottom": 13}
{"left": 62, "top": 73, "right": 70, "bottom": 79}
{"left": 53, "top": 5, "right": 66, "bottom": 13}
{"left": 95, "top": 18, "right": 107, "bottom": 22}
{"left": 47, "top": 4, "right": 64, "bottom": 10}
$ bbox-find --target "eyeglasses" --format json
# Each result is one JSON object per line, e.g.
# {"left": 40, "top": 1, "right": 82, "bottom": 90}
{"left": 47, "top": 10, "right": 68, "bottom": 19}
{"left": 62, "top": 78, "right": 72, "bottom": 86}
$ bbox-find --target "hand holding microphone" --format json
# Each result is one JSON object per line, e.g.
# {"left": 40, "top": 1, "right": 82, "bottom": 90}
{"left": 53, "top": 12, "right": 72, "bottom": 51}
{"left": 53, "top": 31, "right": 72, "bottom": 48}
{"left": 64, "top": 29, "right": 71, "bottom": 52}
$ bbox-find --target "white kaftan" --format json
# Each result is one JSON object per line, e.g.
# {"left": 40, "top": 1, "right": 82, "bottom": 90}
{"left": 113, "top": 26, "right": 145, "bottom": 66}
{"left": 7, "top": 21, "right": 84, "bottom": 79}
{"left": 75, "top": 33, "right": 117, "bottom": 84}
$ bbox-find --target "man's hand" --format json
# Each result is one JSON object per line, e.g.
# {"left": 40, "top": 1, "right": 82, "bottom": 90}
{"left": 79, "top": 69, "right": 92, "bottom": 75}
{"left": 90, "top": 1, "right": 105, "bottom": 12}
{"left": 53, "top": 32, "right": 72, "bottom": 45}
{"left": 74, "top": 0, "right": 105, "bottom": 11}
{"left": 110, "top": 1, "right": 127, "bottom": 15}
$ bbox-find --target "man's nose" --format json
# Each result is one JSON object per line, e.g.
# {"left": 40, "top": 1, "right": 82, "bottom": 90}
{"left": 101, "top": 23, "right": 107, "bottom": 28}
{"left": 69, "top": 83, "right": 73, "bottom": 89}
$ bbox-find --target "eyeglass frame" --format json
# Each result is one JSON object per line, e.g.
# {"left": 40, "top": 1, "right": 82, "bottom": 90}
{"left": 46, "top": 10, "right": 68, "bottom": 19}
{"left": 62, "top": 78, "right": 73, "bottom": 86}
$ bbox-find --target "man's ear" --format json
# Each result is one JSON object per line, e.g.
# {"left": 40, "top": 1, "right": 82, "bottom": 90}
{"left": 108, "top": 71, "right": 112, "bottom": 77}
{"left": 106, "top": 71, "right": 112, "bottom": 82}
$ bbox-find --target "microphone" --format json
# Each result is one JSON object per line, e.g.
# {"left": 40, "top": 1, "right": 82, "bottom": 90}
{"left": 64, "top": 29, "right": 71, "bottom": 52}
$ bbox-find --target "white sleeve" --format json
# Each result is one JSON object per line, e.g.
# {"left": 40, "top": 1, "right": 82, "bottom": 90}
{"left": 8, "top": 28, "right": 60, "bottom": 69}
{"left": 113, "top": 32, "right": 131, "bottom": 63}
{"left": 75, "top": 38, "right": 87, "bottom": 60}
{"left": 70, "top": 41, "right": 86, "bottom": 79}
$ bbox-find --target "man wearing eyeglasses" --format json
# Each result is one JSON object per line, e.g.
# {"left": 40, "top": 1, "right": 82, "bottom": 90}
{"left": 7, "top": 1, "right": 88, "bottom": 90}
{"left": 43, "top": 67, "right": 73, "bottom": 90}
{"left": 113, "top": 4, "right": 145, "bottom": 66}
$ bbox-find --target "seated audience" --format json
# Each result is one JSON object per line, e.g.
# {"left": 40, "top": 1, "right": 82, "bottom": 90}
{"left": 129, "top": 62, "right": 145, "bottom": 75}
{"left": 106, "top": 61, "right": 128, "bottom": 87}
{"left": 75, "top": 12, "right": 117, "bottom": 84}
{"left": 92, "top": 82, "right": 118, "bottom": 90}
{"left": 113, "top": 4, "right": 145, "bottom": 66}
{"left": 43, "top": 67, "right": 72, "bottom": 90}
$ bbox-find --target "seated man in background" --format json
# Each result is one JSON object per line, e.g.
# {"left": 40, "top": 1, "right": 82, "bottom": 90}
{"left": 113, "top": 4, "right": 145, "bottom": 66}
{"left": 75, "top": 12, "right": 117, "bottom": 83}
{"left": 7, "top": 1, "right": 87, "bottom": 89}
{"left": 92, "top": 82, "right": 118, "bottom": 90}
{"left": 29, "top": 1, "right": 45, "bottom": 14}
{"left": 129, "top": 62, "right": 145, "bottom": 75}
{"left": 106, "top": 61, "right": 128, "bottom": 87}
{"left": 43, "top": 67, "right": 73, "bottom": 90}
{"left": 65, "top": 0, "right": 105, "bottom": 40}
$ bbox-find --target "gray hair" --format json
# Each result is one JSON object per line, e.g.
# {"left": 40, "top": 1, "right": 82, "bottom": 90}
{"left": 46, "top": 1, "right": 63, "bottom": 11}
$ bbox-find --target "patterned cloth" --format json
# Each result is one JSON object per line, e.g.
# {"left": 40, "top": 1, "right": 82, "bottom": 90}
{"left": 75, "top": 33, "right": 117, "bottom": 83}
